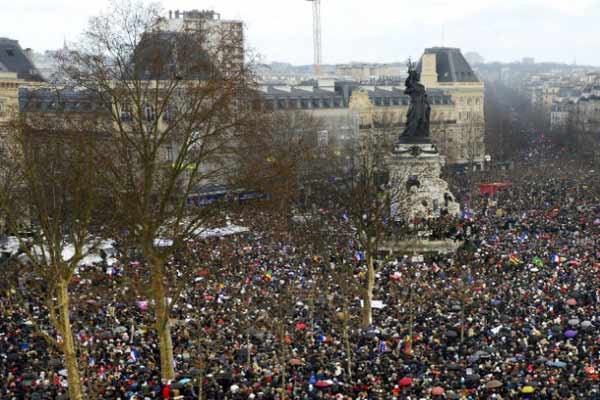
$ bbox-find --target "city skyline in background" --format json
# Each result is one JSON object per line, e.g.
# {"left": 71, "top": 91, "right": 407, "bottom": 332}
{"left": 3, "top": 0, "right": 600, "bottom": 66}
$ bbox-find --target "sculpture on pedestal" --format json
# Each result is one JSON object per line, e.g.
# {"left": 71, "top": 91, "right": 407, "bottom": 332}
{"left": 399, "top": 60, "right": 431, "bottom": 142}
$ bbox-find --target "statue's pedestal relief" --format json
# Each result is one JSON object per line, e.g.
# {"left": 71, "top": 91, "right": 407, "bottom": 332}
{"left": 387, "top": 142, "right": 459, "bottom": 220}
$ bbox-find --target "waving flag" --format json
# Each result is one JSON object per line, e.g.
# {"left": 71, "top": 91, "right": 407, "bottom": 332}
{"left": 264, "top": 270, "right": 273, "bottom": 282}
{"left": 129, "top": 348, "right": 138, "bottom": 363}
{"left": 354, "top": 251, "right": 365, "bottom": 263}
{"left": 509, "top": 254, "right": 522, "bottom": 265}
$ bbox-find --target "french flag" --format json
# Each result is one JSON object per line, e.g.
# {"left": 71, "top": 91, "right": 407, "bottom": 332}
{"left": 378, "top": 341, "right": 388, "bottom": 353}
{"left": 129, "top": 348, "right": 138, "bottom": 363}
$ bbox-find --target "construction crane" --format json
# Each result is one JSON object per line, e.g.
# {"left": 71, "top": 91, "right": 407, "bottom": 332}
{"left": 305, "top": 0, "right": 322, "bottom": 76}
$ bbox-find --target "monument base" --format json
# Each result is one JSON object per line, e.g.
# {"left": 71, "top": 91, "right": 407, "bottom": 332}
{"left": 387, "top": 142, "right": 460, "bottom": 220}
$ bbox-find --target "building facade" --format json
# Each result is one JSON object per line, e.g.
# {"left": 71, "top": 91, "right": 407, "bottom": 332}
{"left": 259, "top": 48, "right": 485, "bottom": 165}
{"left": 159, "top": 9, "right": 244, "bottom": 73}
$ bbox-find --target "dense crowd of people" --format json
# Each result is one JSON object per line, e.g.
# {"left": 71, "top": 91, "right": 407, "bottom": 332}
{"left": 3, "top": 137, "right": 600, "bottom": 399}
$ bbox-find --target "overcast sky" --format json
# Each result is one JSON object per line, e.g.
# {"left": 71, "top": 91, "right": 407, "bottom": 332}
{"left": 4, "top": 0, "right": 600, "bottom": 66}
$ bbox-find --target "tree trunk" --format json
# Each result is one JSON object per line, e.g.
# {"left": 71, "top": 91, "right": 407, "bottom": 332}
{"left": 279, "top": 324, "right": 287, "bottom": 400}
{"left": 343, "top": 323, "right": 352, "bottom": 379}
{"left": 57, "top": 280, "right": 84, "bottom": 400}
{"left": 197, "top": 365, "right": 205, "bottom": 400}
{"left": 246, "top": 331, "right": 251, "bottom": 367}
{"left": 361, "top": 254, "right": 375, "bottom": 327}
{"left": 407, "top": 286, "right": 414, "bottom": 356}
{"left": 152, "top": 260, "right": 176, "bottom": 381}
{"left": 460, "top": 296, "right": 465, "bottom": 343}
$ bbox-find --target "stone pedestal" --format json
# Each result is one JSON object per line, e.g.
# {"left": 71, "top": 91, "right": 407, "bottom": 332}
{"left": 387, "top": 142, "right": 459, "bottom": 219}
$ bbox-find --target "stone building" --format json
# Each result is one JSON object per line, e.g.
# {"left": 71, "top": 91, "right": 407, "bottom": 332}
{"left": 259, "top": 48, "right": 485, "bottom": 166}
{"left": 0, "top": 38, "right": 45, "bottom": 125}
{"left": 0, "top": 71, "right": 21, "bottom": 124}
{"left": 159, "top": 9, "right": 244, "bottom": 73}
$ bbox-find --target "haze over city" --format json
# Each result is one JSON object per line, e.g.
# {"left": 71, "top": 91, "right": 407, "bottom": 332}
{"left": 5, "top": 0, "right": 600, "bottom": 65}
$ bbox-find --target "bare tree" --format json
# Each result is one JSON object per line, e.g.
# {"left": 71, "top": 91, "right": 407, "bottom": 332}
{"left": 0, "top": 104, "right": 108, "bottom": 400}
{"left": 59, "top": 0, "right": 260, "bottom": 380}
{"left": 307, "top": 132, "right": 409, "bottom": 327}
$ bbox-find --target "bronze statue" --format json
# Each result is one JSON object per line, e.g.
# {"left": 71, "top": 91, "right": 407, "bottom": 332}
{"left": 400, "top": 60, "right": 431, "bottom": 142}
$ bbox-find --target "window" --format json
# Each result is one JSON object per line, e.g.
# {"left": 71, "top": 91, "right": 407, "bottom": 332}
{"left": 166, "top": 146, "right": 174, "bottom": 162}
{"left": 6, "top": 49, "right": 14, "bottom": 56}
{"left": 121, "top": 103, "right": 133, "bottom": 122}
{"left": 143, "top": 104, "right": 155, "bottom": 121}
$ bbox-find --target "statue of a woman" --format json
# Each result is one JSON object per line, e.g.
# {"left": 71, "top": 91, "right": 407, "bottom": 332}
{"left": 400, "top": 64, "right": 431, "bottom": 142}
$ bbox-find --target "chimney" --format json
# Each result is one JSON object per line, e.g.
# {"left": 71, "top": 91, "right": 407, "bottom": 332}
{"left": 169, "top": 10, "right": 172, "bottom": 19}
{"left": 24, "top": 48, "right": 34, "bottom": 60}
{"left": 420, "top": 53, "right": 438, "bottom": 88}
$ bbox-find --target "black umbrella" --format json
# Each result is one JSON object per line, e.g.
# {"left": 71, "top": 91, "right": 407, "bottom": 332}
{"left": 445, "top": 330, "right": 458, "bottom": 339}
{"left": 465, "top": 374, "right": 481, "bottom": 387}
{"left": 447, "top": 363, "right": 461, "bottom": 371}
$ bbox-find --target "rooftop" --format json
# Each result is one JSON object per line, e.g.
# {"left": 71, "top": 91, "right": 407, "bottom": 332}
{"left": 418, "top": 47, "right": 479, "bottom": 83}
{"left": 0, "top": 38, "right": 44, "bottom": 82}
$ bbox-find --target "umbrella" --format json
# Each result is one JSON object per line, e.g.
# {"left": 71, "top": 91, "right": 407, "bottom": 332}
{"left": 431, "top": 386, "right": 445, "bottom": 396}
{"left": 565, "top": 330, "right": 577, "bottom": 338}
{"left": 445, "top": 330, "right": 458, "bottom": 338}
{"left": 447, "top": 363, "right": 461, "bottom": 371}
{"left": 289, "top": 358, "right": 304, "bottom": 366}
{"left": 582, "top": 321, "right": 593, "bottom": 329}
{"left": 446, "top": 391, "right": 460, "bottom": 399}
{"left": 474, "top": 350, "right": 490, "bottom": 359}
{"left": 399, "top": 376, "right": 413, "bottom": 387}
{"left": 521, "top": 386, "right": 536, "bottom": 394}
{"left": 179, "top": 378, "right": 191, "bottom": 384}
{"left": 465, "top": 374, "right": 481, "bottom": 387}
{"left": 486, "top": 380, "right": 503, "bottom": 389}
{"left": 49, "top": 358, "right": 62, "bottom": 366}
{"left": 114, "top": 326, "right": 127, "bottom": 333}
{"left": 568, "top": 318, "right": 580, "bottom": 326}
{"left": 546, "top": 360, "right": 567, "bottom": 368}
{"left": 567, "top": 298, "right": 577, "bottom": 306}
{"left": 585, "top": 366, "right": 596, "bottom": 374}
{"left": 295, "top": 322, "right": 306, "bottom": 330}
{"left": 315, "top": 380, "right": 331, "bottom": 388}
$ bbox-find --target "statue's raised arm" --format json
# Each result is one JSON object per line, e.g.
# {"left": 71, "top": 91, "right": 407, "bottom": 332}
{"left": 399, "top": 58, "right": 431, "bottom": 142}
